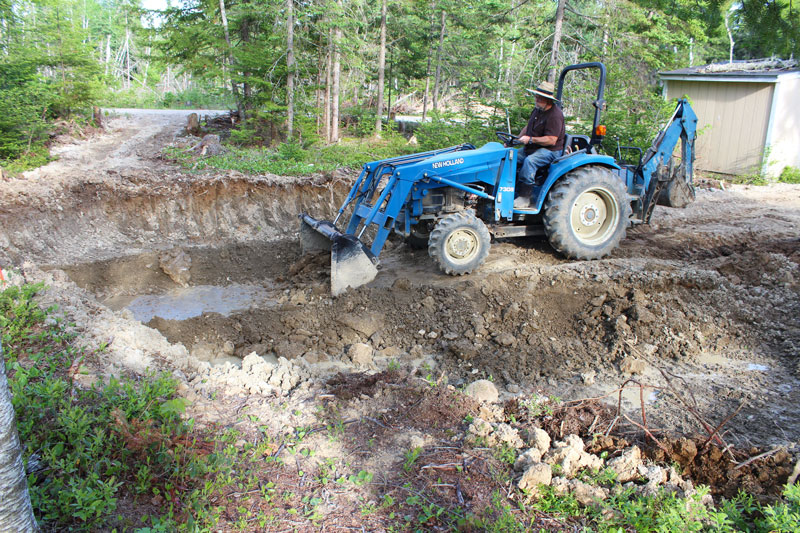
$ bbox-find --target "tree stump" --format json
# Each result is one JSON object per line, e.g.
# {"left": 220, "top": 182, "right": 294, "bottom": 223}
{"left": 196, "top": 134, "right": 223, "bottom": 156}
{"left": 92, "top": 106, "right": 103, "bottom": 129}
{"left": 186, "top": 113, "right": 201, "bottom": 136}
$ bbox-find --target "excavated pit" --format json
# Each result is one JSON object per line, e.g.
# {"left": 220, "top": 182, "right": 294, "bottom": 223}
{"left": 1, "top": 110, "right": 799, "bottom": 451}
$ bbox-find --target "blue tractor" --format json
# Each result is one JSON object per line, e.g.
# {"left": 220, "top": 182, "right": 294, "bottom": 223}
{"left": 300, "top": 62, "right": 698, "bottom": 295}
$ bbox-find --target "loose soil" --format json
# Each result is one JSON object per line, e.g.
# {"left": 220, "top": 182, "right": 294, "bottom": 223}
{"left": 1, "top": 110, "right": 799, "bottom": 527}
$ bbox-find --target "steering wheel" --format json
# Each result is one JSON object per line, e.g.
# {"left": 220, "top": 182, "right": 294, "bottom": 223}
{"left": 495, "top": 131, "right": 523, "bottom": 147}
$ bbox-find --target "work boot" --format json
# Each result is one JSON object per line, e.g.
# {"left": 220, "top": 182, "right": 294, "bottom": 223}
{"left": 514, "top": 196, "right": 533, "bottom": 209}
{"left": 514, "top": 183, "right": 533, "bottom": 209}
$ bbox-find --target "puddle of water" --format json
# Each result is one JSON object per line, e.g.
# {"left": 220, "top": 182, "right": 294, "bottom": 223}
{"left": 105, "top": 284, "right": 277, "bottom": 322}
{"left": 697, "top": 352, "right": 769, "bottom": 372}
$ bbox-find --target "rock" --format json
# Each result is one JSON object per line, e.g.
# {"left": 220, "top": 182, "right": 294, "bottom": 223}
{"left": 496, "top": 332, "right": 516, "bottom": 347}
{"left": 507, "top": 383, "right": 521, "bottom": 394}
{"left": 628, "top": 303, "right": 656, "bottom": 324}
{"left": 274, "top": 339, "right": 305, "bottom": 360}
{"left": 392, "top": 278, "right": 412, "bottom": 290}
{"left": 467, "top": 418, "right": 493, "bottom": 439}
{"left": 464, "top": 379, "right": 499, "bottom": 403}
{"left": 347, "top": 343, "right": 373, "bottom": 366}
{"left": 530, "top": 428, "right": 551, "bottom": 455}
{"left": 607, "top": 446, "right": 643, "bottom": 483}
{"left": 641, "top": 465, "right": 667, "bottom": 496}
{"left": 222, "top": 340, "right": 235, "bottom": 356}
{"left": 581, "top": 371, "right": 596, "bottom": 385}
{"left": 379, "top": 346, "right": 403, "bottom": 359}
{"left": 518, "top": 462, "right": 552, "bottom": 494}
{"left": 544, "top": 434, "right": 602, "bottom": 478}
{"left": 493, "top": 423, "right": 524, "bottom": 449}
{"left": 514, "top": 448, "right": 543, "bottom": 471}
{"left": 241, "top": 352, "right": 277, "bottom": 374}
{"left": 552, "top": 477, "right": 609, "bottom": 506}
{"left": 620, "top": 356, "right": 646, "bottom": 375}
{"left": 449, "top": 339, "right": 478, "bottom": 360}
{"left": 159, "top": 249, "right": 192, "bottom": 286}
{"left": 337, "top": 313, "right": 384, "bottom": 338}
{"left": 421, "top": 296, "right": 436, "bottom": 311}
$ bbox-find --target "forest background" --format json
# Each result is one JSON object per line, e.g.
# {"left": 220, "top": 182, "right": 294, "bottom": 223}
{"left": 0, "top": 0, "right": 798, "bottom": 174}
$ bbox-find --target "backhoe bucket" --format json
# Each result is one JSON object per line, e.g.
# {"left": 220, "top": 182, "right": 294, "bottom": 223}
{"left": 657, "top": 161, "right": 695, "bottom": 208}
{"left": 299, "top": 214, "right": 378, "bottom": 296}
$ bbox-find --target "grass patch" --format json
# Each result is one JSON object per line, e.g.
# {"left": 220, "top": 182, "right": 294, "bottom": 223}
{"left": 164, "top": 135, "right": 419, "bottom": 176}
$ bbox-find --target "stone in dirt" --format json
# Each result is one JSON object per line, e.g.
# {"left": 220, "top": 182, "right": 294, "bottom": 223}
{"left": 347, "top": 343, "right": 374, "bottom": 367}
{"left": 159, "top": 249, "right": 191, "bottom": 286}
{"left": 530, "top": 428, "right": 551, "bottom": 455}
{"left": 464, "top": 379, "right": 498, "bottom": 403}
{"left": 552, "top": 477, "right": 609, "bottom": 506}
{"left": 518, "top": 462, "right": 552, "bottom": 495}
{"left": 543, "top": 434, "right": 602, "bottom": 478}
{"left": 493, "top": 423, "right": 524, "bottom": 449}
{"left": 620, "top": 356, "right": 646, "bottom": 375}
{"left": 607, "top": 445, "right": 643, "bottom": 483}
{"left": 514, "top": 447, "right": 543, "bottom": 471}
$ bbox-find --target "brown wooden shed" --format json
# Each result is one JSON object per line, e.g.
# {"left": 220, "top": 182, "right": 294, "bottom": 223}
{"left": 659, "top": 61, "right": 800, "bottom": 178}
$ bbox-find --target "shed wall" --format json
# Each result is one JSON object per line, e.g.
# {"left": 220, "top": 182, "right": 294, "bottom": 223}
{"left": 767, "top": 77, "right": 800, "bottom": 178}
{"left": 666, "top": 80, "right": 773, "bottom": 175}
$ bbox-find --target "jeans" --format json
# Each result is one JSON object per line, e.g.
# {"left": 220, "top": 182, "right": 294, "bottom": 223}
{"left": 517, "top": 146, "right": 558, "bottom": 185}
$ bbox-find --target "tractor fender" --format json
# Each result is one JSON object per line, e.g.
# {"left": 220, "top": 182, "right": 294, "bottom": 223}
{"left": 534, "top": 154, "right": 621, "bottom": 212}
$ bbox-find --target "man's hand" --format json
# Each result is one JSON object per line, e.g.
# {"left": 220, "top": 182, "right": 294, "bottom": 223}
{"left": 519, "top": 135, "right": 532, "bottom": 145}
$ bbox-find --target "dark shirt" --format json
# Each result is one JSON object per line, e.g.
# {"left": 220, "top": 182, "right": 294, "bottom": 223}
{"left": 522, "top": 104, "right": 565, "bottom": 153}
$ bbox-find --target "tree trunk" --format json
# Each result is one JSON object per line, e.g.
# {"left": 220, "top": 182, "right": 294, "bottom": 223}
{"left": 547, "top": 0, "right": 566, "bottom": 83}
{"left": 324, "top": 27, "right": 332, "bottom": 143}
{"left": 432, "top": 9, "right": 446, "bottom": 111}
{"left": 725, "top": 9, "right": 734, "bottom": 63}
{"left": 374, "top": 0, "right": 387, "bottom": 134}
{"left": 330, "top": 1, "right": 342, "bottom": 143}
{"left": 286, "top": 0, "right": 295, "bottom": 139}
{"left": 0, "top": 341, "right": 37, "bottom": 532}
{"left": 219, "top": 0, "right": 243, "bottom": 119}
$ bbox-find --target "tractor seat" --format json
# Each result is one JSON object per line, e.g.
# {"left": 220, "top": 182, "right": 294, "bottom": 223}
{"left": 562, "top": 134, "right": 590, "bottom": 156}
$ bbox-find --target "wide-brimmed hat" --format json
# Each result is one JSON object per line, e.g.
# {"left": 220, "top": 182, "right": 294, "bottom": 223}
{"left": 526, "top": 80, "right": 558, "bottom": 101}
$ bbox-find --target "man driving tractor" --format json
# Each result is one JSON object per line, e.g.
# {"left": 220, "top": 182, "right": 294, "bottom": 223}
{"left": 514, "top": 80, "right": 566, "bottom": 208}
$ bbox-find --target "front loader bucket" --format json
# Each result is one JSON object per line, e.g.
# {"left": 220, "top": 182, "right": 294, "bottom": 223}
{"left": 299, "top": 214, "right": 378, "bottom": 296}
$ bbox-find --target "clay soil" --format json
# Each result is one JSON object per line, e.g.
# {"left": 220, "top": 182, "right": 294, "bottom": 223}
{"left": 1, "top": 110, "right": 799, "bottom": 526}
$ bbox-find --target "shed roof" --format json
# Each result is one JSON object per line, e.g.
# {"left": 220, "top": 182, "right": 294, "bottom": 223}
{"left": 660, "top": 59, "right": 800, "bottom": 82}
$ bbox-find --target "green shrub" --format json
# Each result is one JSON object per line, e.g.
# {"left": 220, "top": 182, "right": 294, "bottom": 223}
{"left": 778, "top": 166, "right": 800, "bottom": 184}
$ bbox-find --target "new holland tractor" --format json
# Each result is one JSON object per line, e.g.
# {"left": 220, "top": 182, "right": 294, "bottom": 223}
{"left": 300, "top": 62, "right": 698, "bottom": 295}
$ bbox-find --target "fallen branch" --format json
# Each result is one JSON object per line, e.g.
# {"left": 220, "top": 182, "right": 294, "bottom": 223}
{"left": 734, "top": 447, "right": 781, "bottom": 470}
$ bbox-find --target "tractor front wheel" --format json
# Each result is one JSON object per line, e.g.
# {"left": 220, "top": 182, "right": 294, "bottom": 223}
{"left": 428, "top": 211, "right": 491, "bottom": 275}
{"left": 543, "top": 166, "right": 631, "bottom": 259}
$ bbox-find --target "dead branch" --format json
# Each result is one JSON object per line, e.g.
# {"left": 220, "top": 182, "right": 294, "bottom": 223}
{"left": 734, "top": 447, "right": 781, "bottom": 470}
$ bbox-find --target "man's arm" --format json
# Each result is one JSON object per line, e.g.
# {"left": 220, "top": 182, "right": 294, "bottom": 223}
{"left": 526, "top": 135, "right": 558, "bottom": 147}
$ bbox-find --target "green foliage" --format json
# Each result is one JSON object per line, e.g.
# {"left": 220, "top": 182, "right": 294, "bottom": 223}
{"left": 778, "top": 166, "right": 800, "bottom": 184}
{"left": 0, "top": 283, "right": 220, "bottom": 530}
{"left": 414, "top": 113, "right": 500, "bottom": 152}
{"left": 0, "top": 60, "right": 52, "bottom": 161}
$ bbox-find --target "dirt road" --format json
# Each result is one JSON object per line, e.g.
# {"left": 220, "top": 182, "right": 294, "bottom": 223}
{"left": 2, "top": 109, "right": 799, "bottom": 453}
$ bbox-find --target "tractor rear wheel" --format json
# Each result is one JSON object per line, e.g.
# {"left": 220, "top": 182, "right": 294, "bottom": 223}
{"left": 543, "top": 165, "right": 631, "bottom": 260}
{"left": 428, "top": 211, "right": 491, "bottom": 275}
